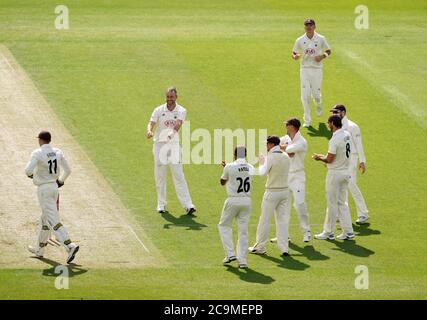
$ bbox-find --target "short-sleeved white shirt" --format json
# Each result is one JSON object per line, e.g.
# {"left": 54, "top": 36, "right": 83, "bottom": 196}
{"left": 327, "top": 129, "right": 351, "bottom": 171}
{"left": 293, "top": 32, "right": 331, "bottom": 69}
{"left": 150, "top": 103, "right": 186, "bottom": 143}
{"left": 221, "top": 159, "right": 254, "bottom": 198}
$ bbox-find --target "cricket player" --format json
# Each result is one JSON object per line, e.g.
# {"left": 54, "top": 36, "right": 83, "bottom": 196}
{"left": 292, "top": 18, "right": 331, "bottom": 128}
{"left": 313, "top": 115, "right": 355, "bottom": 240}
{"left": 249, "top": 136, "right": 292, "bottom": 256}
{"left": 330, "top": 105, "right": 369, "bottom": 224}
{"left": 219, "top": 146, "right": 254, "bottom": 269}
{"left": 25, "top": 131, "right": 79, "bottom": 264}
{"left": 146, "top": 87, "right": 196, "bottom": 215}
{"left": 280, "top": 118, "right": 311, "bottom": 242}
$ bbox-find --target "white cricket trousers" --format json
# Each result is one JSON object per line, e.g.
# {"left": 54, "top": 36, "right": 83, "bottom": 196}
{"left": 255, "top": 190, "right": 291, "bottom": 253}
{"left": 218, "top": 197, "right": 251, "bottom": 265}
{"left": 153, "top": 142, "right": 193, "bottom": 210}
{"left": 348, "top": 154, "right": 369, "bottom": 219}
{"left": 300, "top": 67, "right": 323, "bottom": 125}
{"left": 37, "top": 182, "right": 72, "bottom": 250}
{"left": 288, "top": 171, "right": 310, "bottom": 233}
{"left": 323, "top": 171, "right": 354, "bottom": 234}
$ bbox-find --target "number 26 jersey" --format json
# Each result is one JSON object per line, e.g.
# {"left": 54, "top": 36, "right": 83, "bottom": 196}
{"left": 221, "top": 159, "right": 254, "bottom": 198}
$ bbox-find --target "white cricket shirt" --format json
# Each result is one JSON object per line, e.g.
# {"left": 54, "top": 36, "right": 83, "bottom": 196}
{"left": 280, "top": 131, "right": 307, "bottom": 173}
{"left": 342, "top": 116, "right": 366, "bottom": 163}
{"left": 25, "top": 144, "right": 71, "bottom": 186}
{"left": 150, "top": 103, "right": 186, "bottom": 143}
{"left": 221, "top": 158, "right": 254, "bottom": 198}
{"left": 327, "top": 129, "right": 351, "bottom": 172}
{"left": 293, "top": 32, "right": 331, "bottom": 69}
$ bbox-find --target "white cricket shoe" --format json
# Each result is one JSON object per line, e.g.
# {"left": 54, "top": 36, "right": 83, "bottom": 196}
{"left": 356, "top": 216, "right": 369, "bottom": 224}
{"left": 316, "top": 106, "right": 323, "bottom": 117}
{"left": 314, "top": 231, "right": 334, "bottom": 240}
{"left": 270, "top": 237, "right": 291, "bottom": 243}
{"left": 222, "top": 256, "right": 237, "bottom": 265}
{"left": 67, "top": 243, "right": 80, "bottom": 264}
{"left": 248, "top": 246, "right": 266, "bottom": 255}
{"left": 28, "top": 245, "right": 44, "bottom": 258}
{"left": 337, "top": 233, "right": 355, "bottom": 240}
{"left": 303, "top": 231, "right": 311, "bottom": 243}
{"left": 303, "top": 122, "right": 311, "bottom": 128}
{"left": 238, "top": 263, "right": 248, "bottom": 269}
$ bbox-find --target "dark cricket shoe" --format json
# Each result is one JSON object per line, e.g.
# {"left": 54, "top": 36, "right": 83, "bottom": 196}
{"left": 67, "top": 243, "right": 79, "bottom": 264}
{"left": 186, "top": 207, "right": 196, "bottom": 215}
{"left": 222, "top": 256, "right": 237, "bottom": 265}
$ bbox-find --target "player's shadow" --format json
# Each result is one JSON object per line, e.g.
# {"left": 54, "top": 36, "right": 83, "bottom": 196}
{"left": 31, "top": 257, "right": 88, "bottom": 278}
{"left": 289, "top": 243, "right": 330, "bottom": 261}
{"left": 330, "top": 240, "right": 375, "bottom": 257}
{"left": 306, "top": 122, "right": 332, "bottom": 139}
{"left": 257, "top": 253, "right": 310, "bottom": 271}
{"left": 353, "top": 223, "right": 381, "bottom": 237}
{"left": 224, "top": 265, "right": 275, "bottom": 285}
{"left": 161, "top": 211, "right": 207, "bottom": 231}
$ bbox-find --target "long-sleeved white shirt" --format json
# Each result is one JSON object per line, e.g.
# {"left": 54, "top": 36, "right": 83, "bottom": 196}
{"left": 342, "top": 116, "right": 366, "bottom": 163}
{"left": 258, "top": 146, "right": 290, "bottom": 190}
{"left": 280, "top": 131, "right": 307, "bottom": 174}
{"left": 25, "top": 144, "right": 71, "bottom": 186}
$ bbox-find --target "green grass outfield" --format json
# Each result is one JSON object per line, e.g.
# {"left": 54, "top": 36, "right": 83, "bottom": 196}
{"left": 1, "top": 0, "right": 427, "bottom": 299}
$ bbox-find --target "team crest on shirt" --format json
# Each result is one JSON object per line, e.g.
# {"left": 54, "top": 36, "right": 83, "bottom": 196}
{"left": 304, "top": 48, "right": 315, "bottom": 55}
{"left": 164, "top": 119, "right": 178, "bottom": 127}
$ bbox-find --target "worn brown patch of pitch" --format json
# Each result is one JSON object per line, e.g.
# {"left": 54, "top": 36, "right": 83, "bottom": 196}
{"left": 0, "top": 45, "right": 162, "bottom": 268}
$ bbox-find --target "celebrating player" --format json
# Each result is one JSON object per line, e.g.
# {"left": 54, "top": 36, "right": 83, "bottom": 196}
{"left": 280, "top": 118, "right": 311, "bottom": 242}
{"left": 146, "top": 87, "right": 196, "bottom": 215}
{"left": 330, "top": 105, "right": 369, "bottom": 224}
{"left": 312, "top": 115, "right": 355, "bottom": 240}
{"left": 249, "top": 136, "right": 292, "bottom": 256}
{"left": 219, "top": 146, "right": 254, "bottom": 269}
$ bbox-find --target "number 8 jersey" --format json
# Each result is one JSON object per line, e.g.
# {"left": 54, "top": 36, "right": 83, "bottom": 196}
{"left": 221, "top": 158, "right": 254, "bottom": 198}
{"left": 25, "top": 144, "right": 71, "bottom": 186}
{"left": 327, "top": 129, "right": 351, "bottom": 172}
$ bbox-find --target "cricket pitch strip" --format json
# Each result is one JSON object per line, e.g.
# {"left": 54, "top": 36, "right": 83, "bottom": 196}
{"left": 0, "top": 45, "right": 162, "bottom": 269}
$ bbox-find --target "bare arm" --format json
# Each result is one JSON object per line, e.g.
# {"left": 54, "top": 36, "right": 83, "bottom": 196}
{"left": 220, "top": 161, "right": 228, "bottom": 185}
{"left": 312, "top": 152, "right": 335, "bottom": 164}
{"left": 173, "top": 119, "right": 183, "bottom": 132}
{"left": 146, "top": 121, "right": 156, "bottom": 139}
{"left": 292, "top": 51, "right": 301, "bottom": 60}
{"left": 315, "top": 49, "right": 332, "bottom": 62}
